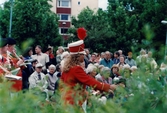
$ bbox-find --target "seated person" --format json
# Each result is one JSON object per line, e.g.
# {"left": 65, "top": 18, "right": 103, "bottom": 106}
{"left": 96, "top": 67, "right": 112, "bottom": 85}
{"left": 29, "top": 63, "right": 48, "bottom": 101}
{"left": 86, "top": 64, "right": 97, "bottom": 78}
{"left": 46, "top": 65, "right": 58, "bottom": 96}
{"left": 111, "top": 64, "right": 121, "bottom": 79}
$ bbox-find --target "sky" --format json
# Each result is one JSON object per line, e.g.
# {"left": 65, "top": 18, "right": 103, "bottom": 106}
{"left": 0, "top": 0, "right": 7, "bottom": 4}
{"left": 98, "top": 0, "right": 108, "bottom": 10}
{"left": 0, "top": 0, "right": 7, "bottom": 7}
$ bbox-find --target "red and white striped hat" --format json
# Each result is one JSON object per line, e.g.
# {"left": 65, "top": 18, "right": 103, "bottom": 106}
{"left": 68, "top": 27, "right": 87, "bottom": 54}
{"left": 68, "top": 40, "right": 86, "bottom": 54}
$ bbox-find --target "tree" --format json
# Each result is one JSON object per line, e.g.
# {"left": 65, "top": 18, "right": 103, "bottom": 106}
{"left": 0, "top": 0, "right": 61, "bottom": 51}
{"left": 107, "top": 0, "right": 167, "bottom": 63}
{"left": 69, "top": 7, "right": 115, "bottom": 52}
{"left": 69, "top": 5, "right": 140, "bottom": 53}
{"left": 108, "top": 0, "right": 140, "bottom": 54}
{"left": 138, "top": 0, "right": 167, "bottom": 61}
{"left": 68, "top": 0, "right": 167, "bottom": 58}
{"left": 0, "top": 2, "right": 11, "bottom": 38}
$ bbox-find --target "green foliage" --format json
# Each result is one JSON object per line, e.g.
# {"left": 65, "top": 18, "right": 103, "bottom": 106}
{"left": 1, "top": 66, "right": 167, "bottom": 113}
{"left": 108, "top": 1, "right": 140, "bottom": 53}
{"left": 69, "top": 7, "right": 115, "bottom": 52}
{"left": 68, "top": 0, "right": 167, "bottom": 57}
{"left": 0, "top": 0, "right": 61, "bottom": 50}
{"left": 1, "top": 1, "right": 167, "bottom": 112}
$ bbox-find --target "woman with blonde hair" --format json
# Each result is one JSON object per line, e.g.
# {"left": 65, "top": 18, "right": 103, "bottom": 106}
{"left": 60, "top": 40, "right": 116, "bottom": 107}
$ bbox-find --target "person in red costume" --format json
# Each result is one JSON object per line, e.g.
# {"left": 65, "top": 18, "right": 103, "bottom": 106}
{"left": 0, "top": 38, "right": 10, "bottom": 78}
{"left": 60, "top": 39, "right": 116, "bottom": 106}
{"left": 3, "top": 38, "right": 24, "bottom": 92}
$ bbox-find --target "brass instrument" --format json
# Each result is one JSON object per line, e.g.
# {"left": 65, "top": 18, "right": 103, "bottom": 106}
{"left": 12, "top": 50, "right": 27, "bottom": 68}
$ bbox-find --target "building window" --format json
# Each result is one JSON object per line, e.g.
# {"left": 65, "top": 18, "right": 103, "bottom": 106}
{"left": 58, "top": 0, "right": 70, "bottom": 7}
{"left": 62, "top": 1, "right": 69, "bottom": 6}
{"left": 58, "top": 14, "right": 70, "bottom": 21}
{"left": 78, "top": 1, "right": 80, "bottom": 5}
{"left": 60, "top": 28, "right": 68, "bottom": 34}
{"left": 61, "top": 15, "right": 68, "bottom": 20}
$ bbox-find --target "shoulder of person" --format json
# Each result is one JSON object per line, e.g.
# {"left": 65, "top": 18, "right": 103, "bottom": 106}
{"left": 110, "top": 59, "right": 114, "bottom": 62}
{"left": 45, "top": 73, "right": 50, "bottom": 76}
{"left": 132, "top": 59, "right": 136, "bottom": 61}
{"left": 116, "top": 63, "right": 120, "bottom": 65}
{"left": 29, "top": 72, "right": 38, "bottom": 80}
{"left": 40, "top": 72, "right": 45, "bottom": 76}
{"left": 30, "top": 71, "right": 37, "bottom": 76}
{"left": 53, "top": 73, "right": 58, "bottom": 77}
{"left": 71, "top": 65, "right": 84, "bottom": 71}
{"left": 42, "top": 53, "right": 48, "bottom": 56}
{"left": 100, "top": 59, "right": 104, "bottom": 63}
{"left": 31, "top": 54, "right": 37, "bottom": 58}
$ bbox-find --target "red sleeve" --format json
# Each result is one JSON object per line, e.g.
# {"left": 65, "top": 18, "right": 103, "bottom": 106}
{"left": 74, "top": 66, "right": 110, "bottom": 92}
{"left": 49, "top": 54, "right": 55, "bottom": 59}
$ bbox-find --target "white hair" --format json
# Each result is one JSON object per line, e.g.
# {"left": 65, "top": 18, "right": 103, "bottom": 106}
{"left": 58, "top": 46, "right": 65, "bottom": 51}
{"left": 61, "top": 51, "right": 69, "bottom": 59}
{"left": 118, "top": 50, "right": 122, "bottom": 54}
{"left": 101, "top": 67, "right": 111, "bottom": 74}
{"left": 86, "top": 64, "right": 97, "bottom": 74}
{"left": 49, "top": 64, "right": 56, "bottom": 70}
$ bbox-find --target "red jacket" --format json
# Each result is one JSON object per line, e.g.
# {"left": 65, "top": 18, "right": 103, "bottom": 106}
{"left": 9, "top": 57, "right": 23, "bottom": 92}
{"left": 2, "top": 54, "right": 22, "bottom": 92}
{"left": 61, "top": 66, "right": 110, "bottom": 105}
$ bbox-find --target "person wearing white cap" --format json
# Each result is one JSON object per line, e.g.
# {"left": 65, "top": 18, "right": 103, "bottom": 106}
{"left": 29, "top": 63, "right": 48, "bottom": 100}
{"left": 60, "top": 39, "right": 116, "bottom": 106}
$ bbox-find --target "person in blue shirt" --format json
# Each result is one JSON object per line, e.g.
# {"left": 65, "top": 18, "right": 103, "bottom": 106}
{"left": 113, "top": 51, "right": 120, "bottom": 64}
{"left": 100, "top": 51, "right": 114, "bottom": 68}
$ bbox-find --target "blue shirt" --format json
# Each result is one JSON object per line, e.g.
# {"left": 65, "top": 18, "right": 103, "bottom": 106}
{"left": 100, "top": 58, "right": 114, "bottom": 68}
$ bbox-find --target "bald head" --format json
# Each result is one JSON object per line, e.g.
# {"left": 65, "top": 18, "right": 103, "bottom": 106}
{"left": 105, "top": 51, "right": 111, "bottom": 60}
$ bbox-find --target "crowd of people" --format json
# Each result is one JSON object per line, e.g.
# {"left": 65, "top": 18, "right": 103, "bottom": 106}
{"left": 0, "top": 37, "right": 167, "bottom": 109}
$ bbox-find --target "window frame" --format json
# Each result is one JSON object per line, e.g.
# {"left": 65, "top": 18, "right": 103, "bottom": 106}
{"left": 59, "top": 28, "right": 68, "bottom": 35}
{"left": 57, "top": 0, "right": 71, "bottom": 7}
{"left": 58, "top": 14, "right": 71, "bottom": 21}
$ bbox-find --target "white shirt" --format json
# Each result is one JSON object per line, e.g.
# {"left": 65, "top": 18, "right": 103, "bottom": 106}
{"left": 29, "top": 71, "right": 48, "bottom": 89}
{"left": 31, "top": 53, "right": 49, "bottom": 69}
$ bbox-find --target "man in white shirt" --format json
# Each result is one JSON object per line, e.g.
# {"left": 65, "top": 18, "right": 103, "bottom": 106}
{"left": 31, "top": 45, "right": 49, "bottom": 70}
{"left": 29, "top": 63, "right": 48, "bottom": 89}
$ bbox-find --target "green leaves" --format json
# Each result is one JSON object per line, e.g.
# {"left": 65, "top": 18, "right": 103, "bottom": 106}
{"left": 1, "top": 63, "right": 167, "bottom": 113}
{"left": 0, "top": 0, "right": 60, "bottom": 50}
{"left": 67, "top": 0, "right": 167, "bottom": 57}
